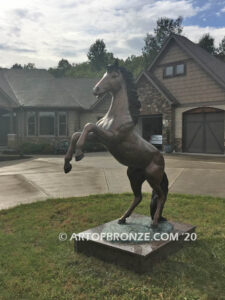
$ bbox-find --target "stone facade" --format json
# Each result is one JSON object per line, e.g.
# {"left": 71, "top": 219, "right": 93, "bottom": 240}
{"left": 137, "top": 74, "right": 174, "bottom": 149}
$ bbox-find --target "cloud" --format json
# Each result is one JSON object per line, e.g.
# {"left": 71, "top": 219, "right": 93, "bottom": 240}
{"left": 195, "top": 2, "right": 211, "bottom": 12}
{"left": 126, "top": 37, "right": 145, "bottom": 51}
{"left": 0, "top": 0, "right": 224, "bottom": 68}
{"left": 0, "top": 43, "right": 36, "bottom": 53}
{"left": 183, "top": 25, "right": 225, "bottom": 45}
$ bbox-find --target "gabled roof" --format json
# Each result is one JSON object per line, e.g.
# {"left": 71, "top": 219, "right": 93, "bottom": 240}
{"left": 57, "top": 77, "right": 99, "bottom": 109}
{"left": 0, "top": 69, "right": 99, "bottom": 109}
{"left": 136, "top": 71, "right": 178, "bottom": 105}
{"left": 0, "top": 70, "right": 19, "bottom": 108}
{"left": 147, "top": 33, "right": 225, "bottom": 90}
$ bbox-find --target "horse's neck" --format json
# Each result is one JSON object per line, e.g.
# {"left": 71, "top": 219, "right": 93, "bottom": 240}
{"left": 106, "top": 86, "right": 132, "bottom": 123}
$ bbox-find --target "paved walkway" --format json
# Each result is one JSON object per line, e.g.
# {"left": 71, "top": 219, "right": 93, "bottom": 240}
{"left": 0, "top": 152, "right": 225, "bottom": 210}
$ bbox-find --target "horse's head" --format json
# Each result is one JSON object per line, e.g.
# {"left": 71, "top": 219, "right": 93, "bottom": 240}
{"left": 93, "top": 60, "right": 124, "bottom": 97}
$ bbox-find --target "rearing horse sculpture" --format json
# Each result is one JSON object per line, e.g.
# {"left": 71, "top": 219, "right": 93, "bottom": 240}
{"left": 64, "top": 60, "right": 168, "bottom": 226}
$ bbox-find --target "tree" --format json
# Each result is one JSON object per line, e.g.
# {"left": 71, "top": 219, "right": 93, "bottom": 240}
{"left": 105, "top": 52, "right": 115, "bottom": 65}
{"left": 24, "top": 63, "right": 35, "bottom": 69}
{"left": 142, "top": 17, "right": 183, "bottom": 66}
{"left": 198, "top": 33, "right": 215, "bottom": 54}
{"left": 217, "top": 36, "right": 225, "bottom": 56}
{"left": 11, "top": 63, "right": 23, "bottom": 69}
{"left": 87, "top": 39, "right": 107, "bottom": 70}
{"left": 49, "top": 59, "right": 71, "bottom": 77}
{"left": 57, "top": 59, "right": 71, "bottom": 71}
{"left": 123, "top": 55, "right": 145, "bottom": 78}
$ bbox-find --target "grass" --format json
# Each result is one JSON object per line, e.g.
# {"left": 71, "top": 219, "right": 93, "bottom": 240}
{"left": 0, "top": 193, "right": 225, "bottom": 300}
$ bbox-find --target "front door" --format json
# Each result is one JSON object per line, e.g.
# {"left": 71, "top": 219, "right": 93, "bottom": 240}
{"left": 0, "top": 113, "right": 10, "bottom": 146}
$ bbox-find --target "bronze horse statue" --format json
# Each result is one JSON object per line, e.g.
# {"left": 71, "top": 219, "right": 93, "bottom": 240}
{"left": 64, "top": 60, "right": 168, "bottom": 227}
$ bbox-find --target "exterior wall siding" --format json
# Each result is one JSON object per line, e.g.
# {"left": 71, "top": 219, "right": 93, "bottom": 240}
{"left": 68, "top": 110, "right": 79, "bottom": 136}
{"left": 153, "top": 43, "right": 225, "bottom": 105}
{"left": 8, "top": 97, "right": 111, "bottom": 149}
{"left": 15, "top": 109, "right": 79, "bottom": 147}
{"left": 157, "top": 40, "right": 190, "bottom": 64}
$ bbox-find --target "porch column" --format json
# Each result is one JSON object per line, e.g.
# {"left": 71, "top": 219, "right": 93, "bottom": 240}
{"left": 8, "top": 111, "right": 17, "bottom": 149}
{"left": 9, "top": 111, "right": 14, "bottom": 134}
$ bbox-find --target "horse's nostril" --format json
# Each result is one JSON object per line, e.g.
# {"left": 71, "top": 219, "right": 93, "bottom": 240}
{"left": 95, "top": 87, "right": 100, "bottom": 92}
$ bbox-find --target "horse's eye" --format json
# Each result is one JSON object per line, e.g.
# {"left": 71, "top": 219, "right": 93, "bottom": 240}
{"left": 112, "top": 74, "right": 118, "bottom": 79}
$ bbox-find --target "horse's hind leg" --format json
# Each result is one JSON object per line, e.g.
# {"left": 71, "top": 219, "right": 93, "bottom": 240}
{"left": 118, "top": 167, "right": 145, "bottom": 224}
{"left": 145, "top": 164, "right": 166, "bottom": 226}
{"left": 150, "top": 189, "right": 167, "bottom": 222}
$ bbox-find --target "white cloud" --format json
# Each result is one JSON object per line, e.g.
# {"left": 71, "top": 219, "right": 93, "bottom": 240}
{"left": 183, "top": 25, "right": 225, "bottom": 45}
{"left": 0, "top": 0, "right": 224, "bottom": 68}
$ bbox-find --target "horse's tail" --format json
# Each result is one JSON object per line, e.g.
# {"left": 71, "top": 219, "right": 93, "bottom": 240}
{"left": 150, "top": 172, "right": 169, "bottom": 221}
{"left": 161, "top": 172, "right": 169, "bottom": 198}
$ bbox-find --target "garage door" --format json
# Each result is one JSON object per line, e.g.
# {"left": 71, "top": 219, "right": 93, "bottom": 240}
{"left": 183, "top": 108, "right": 224, "bottom": 154}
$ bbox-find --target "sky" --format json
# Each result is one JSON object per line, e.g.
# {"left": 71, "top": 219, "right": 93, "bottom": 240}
{"left": 0, "top": 0, "right": 225, "bottom": 69}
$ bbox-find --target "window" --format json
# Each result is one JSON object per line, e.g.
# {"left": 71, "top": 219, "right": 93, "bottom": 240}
{"left": 27, "top": 112, "right": 36, "bottom": 136}
{"left": 163, "top": 62, "right": 186, "bottom": 78}
{"left": 39, "top": 112, "right": 55, "bottom": 135}
{"left": 164, "top": 66, "right": 174, "bottom": 77}
{"left": 58, "top": 112, "right": 67, "bottom": 136}
{"left": 175, "top": 63, "right": 185, "bottom": 75}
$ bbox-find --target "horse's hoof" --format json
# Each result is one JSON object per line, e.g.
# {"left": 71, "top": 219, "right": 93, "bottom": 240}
{"left": 64, "top": 162, "right": 72, "bottom": 174}
{"left": 75, "top": 150, "right": 84, "bottom": 161}
{"left": 150, "top": 223, "right": 158, "bottom": 229}
{"left": 159, "top": 216, "right": 167, "bottom": 222}
{"left": 118, "top": 218, "right": 126, "bottom": 224}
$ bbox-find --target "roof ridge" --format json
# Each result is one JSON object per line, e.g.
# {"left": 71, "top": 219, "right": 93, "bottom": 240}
{"left": 3, "top": 71, "right": 20, "bottom": 105}
{"left": 57, "top": 80, "right": 82, "bottom": 108}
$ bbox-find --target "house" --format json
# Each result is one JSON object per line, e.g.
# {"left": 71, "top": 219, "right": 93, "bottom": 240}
{"left": 136, "top": 33, "right": 225, "bottom": 154}
{"left": 0, "top": 69, "right": 110, "bottom": 149}
{"left": 1, "top": 34, "right": 225, "bottom": 155}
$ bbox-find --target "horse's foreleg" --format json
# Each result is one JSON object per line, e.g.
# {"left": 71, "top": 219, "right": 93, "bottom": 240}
{"left": 75, "top": 123, "right": 115, "bottom": 161}
{"left": 64, "top": 132, "right": 81, "bottom": 173}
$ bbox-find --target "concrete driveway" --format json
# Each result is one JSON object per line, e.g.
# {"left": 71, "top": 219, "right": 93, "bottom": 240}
{"left": 0, "top": 152, "right": 225, "bottom": 210}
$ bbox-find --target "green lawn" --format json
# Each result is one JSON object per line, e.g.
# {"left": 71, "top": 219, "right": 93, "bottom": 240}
{"left": 0, "top": 193, "right": 225, "bottom": 300}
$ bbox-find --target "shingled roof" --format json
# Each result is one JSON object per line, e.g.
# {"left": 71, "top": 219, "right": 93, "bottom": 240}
{"left": 57, "top": 77, "right": 99, "bottom": 109}
{"left": 148, "top": 33, "right": 225, "bottom": 90}
{"left": 0, "top": 70, "right": 19, "bottom": 108}
{"left": 0, "top": 69, "right": 99, "bottom": 109}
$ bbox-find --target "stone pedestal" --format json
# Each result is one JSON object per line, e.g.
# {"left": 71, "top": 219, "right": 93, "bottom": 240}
{"left": 74, "top": 214, "right": 196, "bottom": 273}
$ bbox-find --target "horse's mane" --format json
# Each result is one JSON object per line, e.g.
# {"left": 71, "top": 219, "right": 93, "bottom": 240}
{"left": 107, "top": 63, "right": 141, "bottom": 124}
